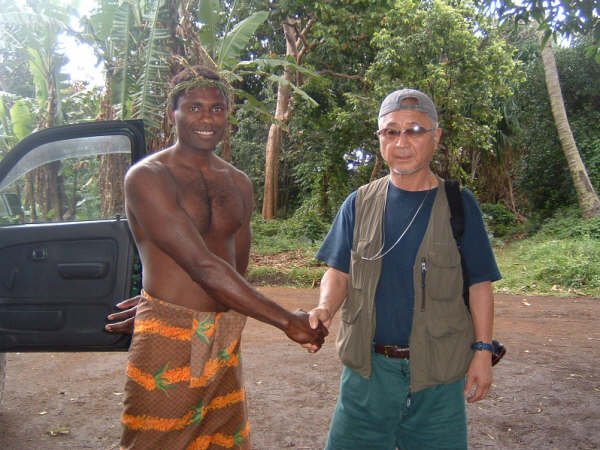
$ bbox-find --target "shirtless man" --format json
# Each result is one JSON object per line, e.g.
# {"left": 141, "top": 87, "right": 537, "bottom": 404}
{"left": 115, "top": 65, "right": 326, "bottom": 449}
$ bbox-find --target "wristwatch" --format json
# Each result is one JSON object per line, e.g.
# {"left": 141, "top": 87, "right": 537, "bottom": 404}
{"left": 471, "top": 341, "right": 494, "bottom": 352}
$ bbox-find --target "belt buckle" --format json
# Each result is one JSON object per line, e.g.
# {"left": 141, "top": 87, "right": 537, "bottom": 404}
{"left": 383, "top": 345, "right": 396, "bottom": 358}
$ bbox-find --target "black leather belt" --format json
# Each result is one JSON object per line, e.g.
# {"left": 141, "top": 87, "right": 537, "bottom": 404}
{"left": 373, "top": 344, "right": 410, "bottom": 359}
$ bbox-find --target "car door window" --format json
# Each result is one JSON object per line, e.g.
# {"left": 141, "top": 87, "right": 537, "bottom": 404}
{"left": 0, "top": 134, "right": 131, "bottom": 225}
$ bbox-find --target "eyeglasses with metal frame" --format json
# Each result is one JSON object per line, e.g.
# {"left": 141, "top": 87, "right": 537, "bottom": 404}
{"left": 375, "top": 125, "right": 435, "bottom": 139}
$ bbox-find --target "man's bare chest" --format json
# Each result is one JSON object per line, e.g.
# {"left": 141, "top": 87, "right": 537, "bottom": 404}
{"left": 175, "top": 171, "right": 244, "bottom": 235}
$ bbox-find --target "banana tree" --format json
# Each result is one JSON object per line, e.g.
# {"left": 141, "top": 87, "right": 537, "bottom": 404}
{"left": 0, "top": 0, "right": 74, "bottom": 221}
{"left": 80, "top": 0, "right": 173, "bottom": 215}
{"left": 80, "top": 0, "right": 318, "bottom": 213}
{"left": 195, "top": 2, "right": 320, "bottom": 216}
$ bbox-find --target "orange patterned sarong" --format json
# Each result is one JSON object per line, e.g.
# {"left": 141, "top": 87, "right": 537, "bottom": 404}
{"left": 120, "top": 290, "right": 249, "bottom": 449}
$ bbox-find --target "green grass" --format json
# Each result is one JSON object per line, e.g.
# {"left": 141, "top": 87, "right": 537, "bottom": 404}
{"left": 248, "top": 212, "right": 600, "bottom": 298}
{"left": 494, "top": 237, "right": 600, "bottom": 297}
{"left": 247, "top": 265, "right": 325, "bottom": 287}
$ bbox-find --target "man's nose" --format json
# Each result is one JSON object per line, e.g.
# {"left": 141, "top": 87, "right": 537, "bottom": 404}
{"left": 196, "top": 107, "right": 213, "bottom": 121}
{"left": 395, "top": 132, "right": 410, "bottom": 146}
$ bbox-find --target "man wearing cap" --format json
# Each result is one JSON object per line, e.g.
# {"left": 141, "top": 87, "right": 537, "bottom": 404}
{"left": 306, "top": 89, "right": 501, "bottom": 449}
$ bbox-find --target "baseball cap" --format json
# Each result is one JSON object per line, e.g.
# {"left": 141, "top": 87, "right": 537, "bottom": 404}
{"left": 378, "top": 89, "right": 438, "bottom": 123}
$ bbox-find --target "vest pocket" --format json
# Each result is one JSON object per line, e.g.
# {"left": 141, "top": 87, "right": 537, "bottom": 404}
{"left": 341, "top": 288, "right": 363, "bottom": 324}
{"left": 425, "top": 315, "right": 472, "bottom": 383}
{"left": 426, "top": 244, "right": 462, "bottom": 301}
{"left": 343, "top": 249, "right": 366, "bottom": 324}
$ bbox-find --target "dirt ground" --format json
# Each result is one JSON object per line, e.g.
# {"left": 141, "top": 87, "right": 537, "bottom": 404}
{"left": 0, "top": 287, "right": 598, "bottom": 450}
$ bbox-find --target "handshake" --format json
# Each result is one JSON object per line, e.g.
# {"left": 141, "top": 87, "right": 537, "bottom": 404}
{"left": 105, "top": 296, "right": 332, "bottom": 353}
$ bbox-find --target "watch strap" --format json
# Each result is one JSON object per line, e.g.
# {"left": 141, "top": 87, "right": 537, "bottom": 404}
{"left": 471, "top": 341, "right": 494, "bottom": 352}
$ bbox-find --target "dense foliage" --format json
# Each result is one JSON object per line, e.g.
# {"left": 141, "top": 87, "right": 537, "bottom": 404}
{"left": 1, "top": 0, "right": 599, "bottom": 229}
{"left": 511, "top": 32, "right": 600, "bottom": 219}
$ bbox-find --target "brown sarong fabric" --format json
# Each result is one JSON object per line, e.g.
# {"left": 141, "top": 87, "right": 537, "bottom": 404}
{"left": 120, "top": 290, "right": 249, "bottom": 449}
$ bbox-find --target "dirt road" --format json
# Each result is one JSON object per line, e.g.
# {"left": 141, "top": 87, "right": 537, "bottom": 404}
{"left": 0, "top": 288, "right": 598, "bottom": 449}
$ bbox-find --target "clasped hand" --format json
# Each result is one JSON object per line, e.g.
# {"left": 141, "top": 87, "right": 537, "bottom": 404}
{"left": 285, "top": 309, "right": 328, "bottom": 353}
{"left": 105, "top": 297, "right": 329, "bottom": 353}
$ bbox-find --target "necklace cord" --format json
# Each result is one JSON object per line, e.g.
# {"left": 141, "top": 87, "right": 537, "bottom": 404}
{"left": 361, "top": 187, "right": 432, "bottom": 261}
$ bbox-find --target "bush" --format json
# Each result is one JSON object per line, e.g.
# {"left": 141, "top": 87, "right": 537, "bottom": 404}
{"left": 481, "top": 203, "right": 520, "bottom": 239}
{"left": 251, "top": 215, "right": 299, "bottom": 253}
{"left": 534, "top": 207, "right": 600, "bottom": 240}
{"left": 495, "top": 209, "right": 600, "bottom": 296}
{"left": 286, "top": 205, "right": 329, "bottom": 244}
{"left": 250, "top": 198, "right": 329, "bottom": 253}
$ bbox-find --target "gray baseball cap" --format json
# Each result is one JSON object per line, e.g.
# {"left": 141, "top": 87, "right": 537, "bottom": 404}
{"left": 378, "top": 88, "right": 438, "bottom": 123}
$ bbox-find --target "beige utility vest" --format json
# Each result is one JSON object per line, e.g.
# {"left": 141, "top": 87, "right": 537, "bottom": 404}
{"left": 336, "top": 175, "right": 474, "bottom": 392}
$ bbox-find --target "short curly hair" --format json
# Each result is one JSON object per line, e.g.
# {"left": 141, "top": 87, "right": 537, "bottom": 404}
{"left": 168, "top": 65, "right": 229, "bottom": 111}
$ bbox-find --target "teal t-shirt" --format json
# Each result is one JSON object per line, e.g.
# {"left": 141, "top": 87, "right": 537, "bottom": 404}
{"left": 316, "top": 182, "right": 501, "bottom": 346}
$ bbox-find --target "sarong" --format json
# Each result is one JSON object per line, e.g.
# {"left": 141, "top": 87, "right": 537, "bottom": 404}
{"left": 120, "top": 290, "right": 249, "bottom": 449}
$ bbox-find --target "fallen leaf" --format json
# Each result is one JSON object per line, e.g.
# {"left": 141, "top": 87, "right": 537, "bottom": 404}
{"left": 47, "top": 427, "right": 70, "bottom": 437}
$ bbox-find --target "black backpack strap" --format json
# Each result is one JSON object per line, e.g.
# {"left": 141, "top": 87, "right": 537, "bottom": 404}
{"left": 445, "top": 180, "right": 506, "bottom": 365}
{"left": 444, "top": 179, "right": 470, "bottom": 308}
{"left": 445, "top": 179, "right": 464, "bottom": 244}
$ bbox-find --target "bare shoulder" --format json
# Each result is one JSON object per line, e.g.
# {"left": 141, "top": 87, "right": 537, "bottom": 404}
{"left": 125, "top": 149, "right": 172, "bottom": 187}
{"left": 219, "top": 158, "right": 253, "bottom": 196}
{"left": 232, "top": 164, "right": 253, "bottom": 193}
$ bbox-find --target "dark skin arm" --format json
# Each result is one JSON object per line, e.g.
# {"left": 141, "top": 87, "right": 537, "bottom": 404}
{"left": 105, "top": 168, "right": 253, "bottom": 334}
{"left": 106, "top": 162, "right": 326, "bottom": 348}
{"left": 106, "top": 298, "right": 322, "bottom": 347}
{"left": 106, "top": 167, "right": 254, "bottom": 334}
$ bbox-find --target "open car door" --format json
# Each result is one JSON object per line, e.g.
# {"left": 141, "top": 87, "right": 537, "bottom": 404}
{"left": 0, "top": 120, "right": 146, "bottom": 352}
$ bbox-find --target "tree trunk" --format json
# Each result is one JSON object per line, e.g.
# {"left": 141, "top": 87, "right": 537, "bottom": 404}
{"left": 220, "top": 127, "right": 232, "bottom": 162}
{"left": 541, "top": 40, "right": 600, "bottom": 218}
{"left": 35, "top": 68, "right": 64, "bottom": 221}
{"left": 97, "top": 74, "right": 128, "bottom": 218}
{"left": 370, "top": 153, "right": 383, "bottom": 182}
{"left": 261, "top": 18, "right": 316, "bottom": 219}
{"left": 261, "top": 20, "right": 297, "bottom": 219}
{"left": 99, "top": 154, "right": 129, "bottom": 218}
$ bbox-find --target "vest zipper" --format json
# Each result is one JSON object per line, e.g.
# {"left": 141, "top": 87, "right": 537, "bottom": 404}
{"left": 420, "top": 258, "right": 428, "bottom": 311}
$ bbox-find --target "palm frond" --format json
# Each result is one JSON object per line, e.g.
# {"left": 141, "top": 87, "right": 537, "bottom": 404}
{"left": 111, "top": 2, "right": 135, "bottom": 119}
{"left": 131, "top": 0, "right": 171, "bottom": 131}
{"left": 218, "top": 11, "right": 269, "bottom": 69}
{"left": 197, "top": 0, "right": 221, "bottom": 58}
{"left": 233, "top": 89, "right": 275, "bottom": 123}
{"left": 238, "top": 57, "right": 320, "bottom": 80}
{"left": 264, "top": 73, "right": 318, "bottom": 108}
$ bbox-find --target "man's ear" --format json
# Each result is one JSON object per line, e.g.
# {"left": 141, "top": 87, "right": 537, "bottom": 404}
{"left": 167, "top": 104, "right": 176, "bottom": 127}
{"left": 434, "top": 127, "right": 442, "bottom": 147}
